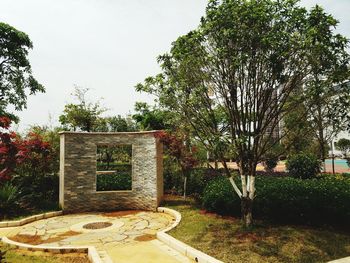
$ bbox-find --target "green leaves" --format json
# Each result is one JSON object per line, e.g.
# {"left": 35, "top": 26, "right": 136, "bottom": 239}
{"left": 0, "top": 22, "right": 44, "bottom": 119}
{"left": 59, "top": 86, "right": 106, "bottom": 132}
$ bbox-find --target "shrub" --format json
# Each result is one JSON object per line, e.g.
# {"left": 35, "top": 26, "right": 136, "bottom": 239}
{"left": 96, "top": 172, "right": 132, "bottom": 191}
{"left": 202, "top": 176, "right": 350, "bottom": 228}
{"left": 263, "top": 157, "right": 278, "bottom": 172}
{"left": 164, "top": 167, "right": 224, "bottom": 197}
{"left": 0, "top": 182, "right": 19, "bottom": 216}
{"left": 286, "top": 153, "right": 321, "bottom": 179}
{"left": 13, "top": 173, "right": 59, "bottom": 210}
{"left": 202, "top": 177, "right": 241, "bottom": 216}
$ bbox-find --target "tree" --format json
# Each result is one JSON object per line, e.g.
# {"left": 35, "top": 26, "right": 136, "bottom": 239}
{"left": 59, "top": 86, "right": 106, "bottom": 132}
{"left": 95, "top": 115, "right": 136, "bottom": 169}
{"left": 0, "top": 22, "right": 44, "bottom": 120}
{"left": 132, "top": 102, "right": 170, "bottom": 130}
{"left": 156, "top": 130, "right": 198, "bottom": 199}
{"left": 137, "top": 0, "right": 349, "bottom": 226}
{"left": 302, "top": 6, "right": 350, "bottom": 166}
{"left": 96, "top": 115, "right": 136, "bottom": 132}
{"left": 335, "top": 138, "right": 350, "bottom": 157}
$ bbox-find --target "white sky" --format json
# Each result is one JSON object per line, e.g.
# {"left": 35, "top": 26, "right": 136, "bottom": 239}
{"left": 1, "top": 0, "right": 349, "bottom": 131}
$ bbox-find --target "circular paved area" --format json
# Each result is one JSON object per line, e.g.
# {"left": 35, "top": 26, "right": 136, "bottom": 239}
{"left": 6, "top": 211, "right": 173, "bottom": 248}
{"left": 1, "top": 211, "right": 193, "bottom": 262}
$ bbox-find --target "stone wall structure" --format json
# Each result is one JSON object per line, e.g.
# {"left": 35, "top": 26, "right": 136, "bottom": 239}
{"left": 59, "top": 131, "right": 163, "bottom": 213}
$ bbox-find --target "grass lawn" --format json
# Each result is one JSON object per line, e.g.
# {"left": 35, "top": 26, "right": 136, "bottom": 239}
{"left": 0, "top": 243, "right": 89, "bottom": 263}
{"left": 163, "top": 195, "right": 350, "bottom": 263}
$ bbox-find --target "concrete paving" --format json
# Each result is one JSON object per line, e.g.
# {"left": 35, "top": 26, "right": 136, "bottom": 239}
{"left": 0, "top": 211, "right": 193, "bottom": 263}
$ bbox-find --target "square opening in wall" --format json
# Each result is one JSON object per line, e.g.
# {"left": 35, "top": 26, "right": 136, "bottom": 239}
{"left": 96, "top": 144, "right": 132, "bottom": 191}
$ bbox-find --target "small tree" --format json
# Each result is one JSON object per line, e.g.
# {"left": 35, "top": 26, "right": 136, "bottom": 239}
{"left": 59, "top": 86, "right": 106, "bottom": 132}
{"left": 156, "top": 130, "right": 198, "bottom": 199}
{"left": 0, "top": 117, "right": 19, "bottom": 181}
{"left": 335, "top": 138, "right": 350, "bottom": 158}
{"left": 286, "top": 153, "right": 321, "bottom": 179}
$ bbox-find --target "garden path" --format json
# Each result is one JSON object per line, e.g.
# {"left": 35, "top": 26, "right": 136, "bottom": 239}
{"left": 0, "top": 211, "right": 193, "bottom": 263}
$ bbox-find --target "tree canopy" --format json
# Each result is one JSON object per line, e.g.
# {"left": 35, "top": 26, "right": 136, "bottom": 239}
{"left": 136, "top": 0, "right": 350, "bottom": 226}
{"left": 59, "top": 86, "right": 106, "bottom": 132}
{"left": 0, "top": 22, "right": 44, "bottom": 120}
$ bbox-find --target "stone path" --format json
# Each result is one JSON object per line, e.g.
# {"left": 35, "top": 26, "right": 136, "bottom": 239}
{"left": 0, "top": 211, "right": 193, "bottom": 263}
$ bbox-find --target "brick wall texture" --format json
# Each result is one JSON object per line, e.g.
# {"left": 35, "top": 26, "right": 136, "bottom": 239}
{"left": 59, "top": 131, "right": 163, "bottom": 213}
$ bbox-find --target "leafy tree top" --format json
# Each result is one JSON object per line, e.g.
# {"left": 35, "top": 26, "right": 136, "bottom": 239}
{"left": 59, "top": 86, "right": 106, "bottom": 132}
{"left": 0, "top": 22, "right": 44, "bottom": 120}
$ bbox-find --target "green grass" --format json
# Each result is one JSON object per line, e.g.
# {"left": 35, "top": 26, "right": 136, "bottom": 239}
{"left": 163, "top": 195, "right": 350, "bottom": 263}
{"left": 0, "top": 243, "right": 89, "bottom": 263}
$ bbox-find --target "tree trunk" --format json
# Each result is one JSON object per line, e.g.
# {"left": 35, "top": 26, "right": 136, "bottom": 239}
{"left": 241, "top": 196, "right": 253, "bottom": 227}
{"left": 183, "top": 176, "right": 187, "bottom": 199}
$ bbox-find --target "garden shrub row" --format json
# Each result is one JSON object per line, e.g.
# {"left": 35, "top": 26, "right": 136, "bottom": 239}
{"left": 202, "top": 176, "right": 350, "bottom": 228}
{"left": 164, "top": 167, "right": 224, "bottom": 197}
{"left": 96, "top": 172, "right": 132, "bottom": 191}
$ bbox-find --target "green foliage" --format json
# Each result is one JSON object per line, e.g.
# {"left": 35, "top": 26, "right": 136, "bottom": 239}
{"left": 13, "top": 173, "right": 59, "bottom": 210}
{"left": 164, "top": 167, "right": 224, "bottom": 197}
{"left": 96, "top": 172, "right": 132, "bottom": 191}
{"left": 59, "top": 86, "right": 106, "bottom": 132}
{"left": 0, "top": 182, "right": 19, "bottom": 216}
{"left": 336, "top": 138, "right": 350, "bottom": 157}
{"left": 286, "top": 153, "right": 321, "bottom": 179}
{"left": 132, "top": 102, "right": 169, "bottom": 130}
{"left": 263, "top": 157, "right": 278, "bottom": 172}
{"left": 0, "top": 22, "right": 44, "bottom": 120}
{"left": 137, "top": 0, "right": 349, "bottom": 227}
{"left": 202, "top": 177, "right": 240, "bottom": 216}
{"left": 202, "top": 176, "right": 350, "bottom": 227}
{"left": 95, "top": 115, "right": 136, "bottom": 132}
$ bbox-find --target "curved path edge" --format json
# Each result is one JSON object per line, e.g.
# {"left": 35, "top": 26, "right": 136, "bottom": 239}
{"left": 0, "top": 236, "right": 102, "bottom": 263}
{"left": 1, "top": 208, "right": 223, "bottom": 263}
{"left": 157, "top": 207, "right": 223, "bottom": 263}
{"left": 0, "top": 211, "right": 63, "bottom": 228}
{"left": 2, "top": 207, "right": 347, "bottom": 263}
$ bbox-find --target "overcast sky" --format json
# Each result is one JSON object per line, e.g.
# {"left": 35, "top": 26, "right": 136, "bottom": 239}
{"left": 1, "top": 0, "right": 350, "bottom": 131}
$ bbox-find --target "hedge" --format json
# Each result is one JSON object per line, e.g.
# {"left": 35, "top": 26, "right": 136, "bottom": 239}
{"left": 164, "top": 167, "right": 224, "bottom": 197}
{"left": 202, "top": 176, "right": 350, "bottom": 227}
{"left": 96, "top": 172, "right": 132, "bottom": 191}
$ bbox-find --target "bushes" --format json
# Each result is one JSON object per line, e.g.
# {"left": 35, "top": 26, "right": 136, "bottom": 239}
{"left": 0, "top": 182, "right": 19, "bottom": 217}
{"left": 13, "top": 173, "right": 59, "bottom": 210}
{"left": 202, "top": 177, "right": 240, "bottom": 216}
{"left": 262, "top": 157, "right": 278, "bottom": 172}
{"left": 96, "top": 172, "right": 132, "bottom": 191}
{"left": 286, "top": 153, "right": 321, "bottom": 179}
{"left": 164, "top": 167, "right": 224, "bottom": 197}
{"left": 202, "top": 176, "right": 350, "bottom": 227}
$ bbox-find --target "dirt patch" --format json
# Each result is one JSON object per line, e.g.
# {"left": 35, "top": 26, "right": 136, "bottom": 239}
{"left": 134, "top": 234, "right": 156, "bottom": 242}
{"left": 10, "top": 234, "right": 44, "bottom": 245}
{"left": 12, "top": 249, "right": 90, "bottom": 263}
{"left": 102, "top": 210, "right": 143, "bottom": 217}
{"left": 235, "top": 232, "right": 260, "bottom": 242}
{"left": 10, "top": 230, "right": 81, "bottom": 245}
{"left": 83, "top": 222, "right": 112, "bottom": 229}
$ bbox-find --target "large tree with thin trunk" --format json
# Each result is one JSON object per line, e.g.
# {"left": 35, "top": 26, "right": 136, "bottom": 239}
{"left": 137, "top": 0, "right": 349, "bottom": 226}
